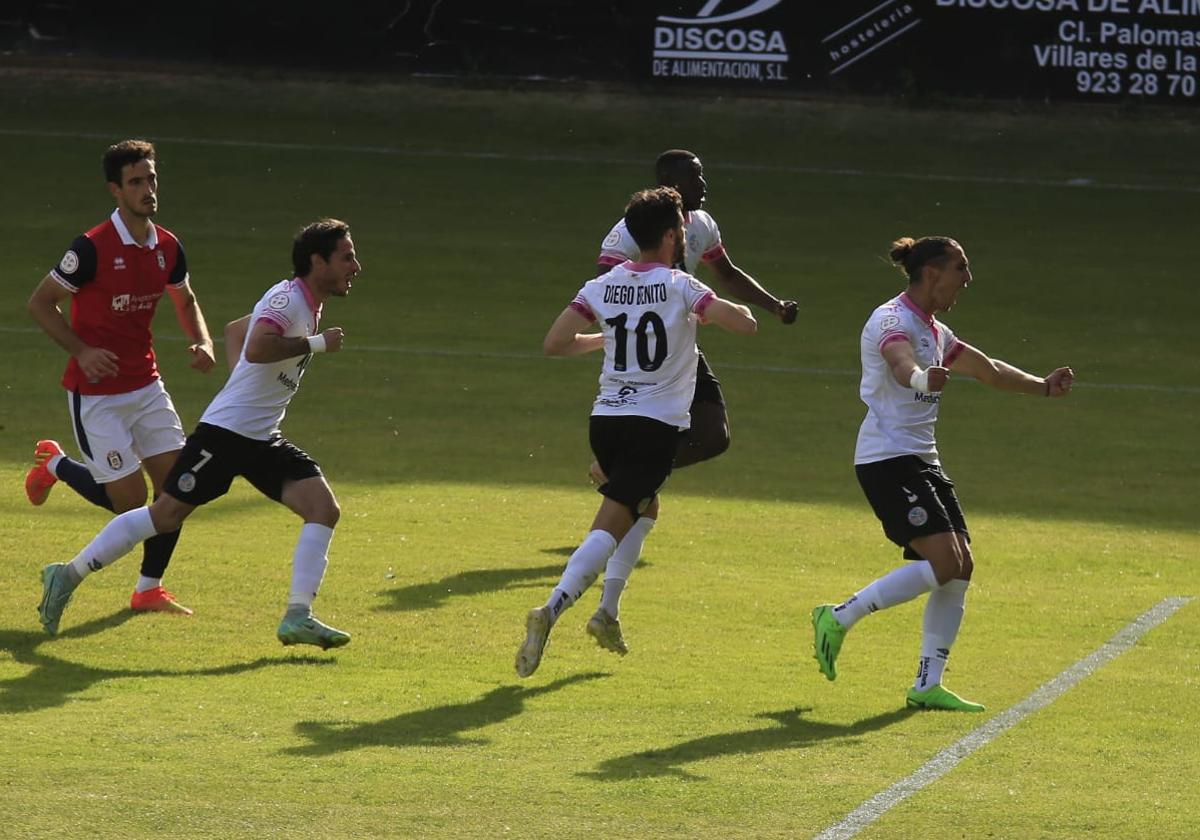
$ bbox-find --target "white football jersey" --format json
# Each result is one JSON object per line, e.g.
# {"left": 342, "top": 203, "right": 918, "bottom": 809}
{"left": 597, "top": 210, "right": 725, "bottom": 274}
{"left": 201, "top": 278, "right": 322, "bottom": 440}
{"left": 570, "top": 261, "right": 716, "bottom": 429}
{"left": 854, "top": 292, "right": 964, "bottom": 465}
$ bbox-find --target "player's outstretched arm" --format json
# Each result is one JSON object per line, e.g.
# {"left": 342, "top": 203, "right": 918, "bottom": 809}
{"left": 544, "top": 307, "right": 605, "bottom": 356}
{"left": 166, "top": 280, "right": 215, "bottom": 373}
{"left": 244, "top": 321, "right": 343, "bottom": 363}
{"left": 701, "top": 298, "right": 757, "bottom": 335}
{"left": 27, "top": 273, "right": 120, "bottom": 380}
{"left": 949, "top": 341, "right": 1074, "bottom": 397}
{"left": 706, "top": 253, "right": 797, "bottom": 324}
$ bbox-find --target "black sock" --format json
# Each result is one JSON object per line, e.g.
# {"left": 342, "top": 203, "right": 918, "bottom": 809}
{"left": 141, "top": 527, "right": 182, "bottom": 579}
{"left": 54, "top": 457, "right": 115, "bottom": 511}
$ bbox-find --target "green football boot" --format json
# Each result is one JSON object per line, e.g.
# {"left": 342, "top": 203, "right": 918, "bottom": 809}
{"left": 906, "top": 684, "right": 986, "bottom": 712}
{"left": 277, "top": 607, "right": 351, "bottom": 650}
{"left": 811, "top": 604, "right": 847, "bottom": 681}
{"left": 585, "top": 607, "right": 629, "bottom": 656}
{"left": 38, "top": 562, "right": 80, "bottom": 636}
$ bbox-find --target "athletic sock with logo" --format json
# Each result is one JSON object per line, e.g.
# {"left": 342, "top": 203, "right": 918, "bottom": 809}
{"left": 832, "top": 559, "right": 939, "bottom": 630}
{"left": 546, "top": 529, "right": 617, "bottom": 624}
{"left": 914, "top": 578, "right": 969, "bottom": 691}
{"left": 599, "top": 517, "right": 654, "bottom": 619}
{"left": 67, "top": 507, "right": 158, "bottom": 580}
{"left": 288, "top": 523, "right": 334, "bottom": 610}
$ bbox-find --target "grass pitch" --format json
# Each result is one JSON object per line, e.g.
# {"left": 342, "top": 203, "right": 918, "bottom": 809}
{"left": 0, "top": 70, "right": 1197, "bottom": 838}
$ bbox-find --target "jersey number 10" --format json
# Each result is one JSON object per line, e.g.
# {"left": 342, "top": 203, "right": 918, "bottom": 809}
{"left": 605, "top": 312, "right": 668, "bottom": 372}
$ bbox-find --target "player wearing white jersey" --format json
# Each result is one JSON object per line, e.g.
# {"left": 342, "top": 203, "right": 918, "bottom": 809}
{"left": 811, "top": 236, "right": 1074, "bottom": 711}
{"left": 38, "top": 220, "right": 361, "bottom": 650}
{"left": 590, "top": 150, "right": 799, "bottom": 629}
{"left": 517, "top": 187, "right": 757, "bottom": 678}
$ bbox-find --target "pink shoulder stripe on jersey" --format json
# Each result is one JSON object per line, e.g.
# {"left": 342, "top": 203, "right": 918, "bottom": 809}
{"left": 944, "top": 338, "right": 965, "bottom": 366}
{"left": 693, "top": 291, "right": 717, "bottom": 316}
{"left": 879, "top": 332, "right": 910, "bottom": 351}
{"left": 569, "top": 299, "right": 595, "bottom": 322}
{"left": 626, "top": 260, "right": 668, "bottom": 271}
{"left": 256, "top": 312, "right": 290, "bottom": 333}
{"left": 597, "top": 254, "right": 625, "bottom": 266}
{"left": 700, "top": 243, "right": 726, "bottom": 262}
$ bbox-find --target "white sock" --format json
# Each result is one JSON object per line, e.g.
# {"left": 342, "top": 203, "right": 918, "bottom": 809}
{"left": 135, "top": 576, "right": 162, "bottom": 593}
{"left": 288, "top": 523, "right": 334, "bottom": 609}
{"left": 47, "top": 454, "right": 64, "bottom": 474}
{"left": 914, "top": 578, "right": 969, "bottom": 691}
{"left": 599, "top": 517, "right": 654, "bottom": 619}
{"left": 546, "top": 529, "right": 617, "bottom": 623}
{"left": 68, "top": 507, "right": 158, "bottom": 580}
{"left": 832, "top": 560, "right": 939, "bottom": 630}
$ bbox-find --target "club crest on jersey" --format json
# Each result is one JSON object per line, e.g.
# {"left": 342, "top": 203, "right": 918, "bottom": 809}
{"left": 113, "top": 256, "right": 126, "bottom": 271}
{"left": 177, "top": 472, "right": 196, "bottom": 493}
{"left": 269, "top": 292, "right": 290, "bottom": 310}
{"left": 59, "top": 250, "right": 80, "bottom": 275}
{"left": 111, "top": 294, "right": 131, "bottom": 312}
{"left": 106, "top": 450, "right": 123, "bottom": 470}
{"left": 156, "top": 249, "right": 166, "bottom": 270}
{"left": 907, "top": 506, "right": 928, "bottom": 527}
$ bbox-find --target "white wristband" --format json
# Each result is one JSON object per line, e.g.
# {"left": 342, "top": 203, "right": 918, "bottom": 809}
{"left": 307, "top": 334, "right": 327, "bottom": 354}
{"left": 909, "top": 368, "right": 929, "bottom": 392}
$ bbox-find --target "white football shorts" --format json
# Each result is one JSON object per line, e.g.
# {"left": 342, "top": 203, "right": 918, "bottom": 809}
{"left": 68, "top": 379, "right": 187, "bottom": 483}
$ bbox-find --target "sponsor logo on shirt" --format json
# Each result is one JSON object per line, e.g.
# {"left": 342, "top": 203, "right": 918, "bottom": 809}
{"left": 269, "top": 292, "right": 290, "bottom": 310}
{"left": 177, "top": 472, "right": 196, "bottom": 493}
{"left": 113, "top": 256, "right": 126, "bottom": 271}
{"left": 603, "top": 230, "right": 621, "bottom": 249}
{"left": 111, "top": 292, "right": 160, "bottom": 313}
{"left": 59, "top": 250, "right": 80, "bottom": 274}
{"left": 156, "top": 250, "right": 166, "bottom": 270}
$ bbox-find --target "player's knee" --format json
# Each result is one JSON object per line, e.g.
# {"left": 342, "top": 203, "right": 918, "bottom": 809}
{"left": 958, "top": 543, "right": 974, "bottom": 581}
{"left": 309, "top": 495, "right": 340, "bottom": 528}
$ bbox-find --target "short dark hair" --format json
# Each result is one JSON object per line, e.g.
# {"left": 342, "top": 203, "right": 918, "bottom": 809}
{"left": 655, "top": 149, "right": 698, "bottom": 185}
{"left": 292, "top": 218, "right": 351, "bottom": 276}
{"left": 103, "top": 139, "right": 155, "bottom": 185}
{"left": 624, "top": 187, "right": 683, "bottom": 252}
{"left": 889, "top": 236, "right": 959, "bottom": 284}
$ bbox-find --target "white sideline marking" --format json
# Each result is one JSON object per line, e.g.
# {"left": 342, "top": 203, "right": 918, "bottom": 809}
{"left": 1, "top": 326, "right": 1196, "bottom": 395}
{"left": 814, "top": 596, "right": 1193, "bottom": 840}
{"left": 2, "top": 126, "right": 1199, "bottom": 196}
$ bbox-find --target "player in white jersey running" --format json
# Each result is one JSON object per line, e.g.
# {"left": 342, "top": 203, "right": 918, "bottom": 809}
{"left": 810, "top": 236, "right": 1073, "bottom": 711}
{"left": 38, "top": 219, "right": 361, "bottom": 649}
{"left": 591, "top": 150, "right": 798, "bottom": 627}
{"left": 517, "top": 187, "right": 757, "bottom": 678}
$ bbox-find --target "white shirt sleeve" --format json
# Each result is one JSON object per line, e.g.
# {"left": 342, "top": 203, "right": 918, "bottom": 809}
{"left": 598, "top": 220, "right": 638, "bottom": 267}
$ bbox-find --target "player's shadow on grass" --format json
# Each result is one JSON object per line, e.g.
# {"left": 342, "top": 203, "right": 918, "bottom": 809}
{"left": 376, "top": 551, "right": 652, "bottom": 613}
{"left": 286, "top": 671, "right": 608, "bottom": 756}
{"left": 375, "top": 562, "right": 565, "bottom": 612}
{"left": 582, "top": 706, "right": 915, "bottom": 781}
{"left": 0, "top": 612, "right": 333, "bottom": 714}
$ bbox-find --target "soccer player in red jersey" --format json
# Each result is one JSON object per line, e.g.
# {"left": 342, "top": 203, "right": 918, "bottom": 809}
{"left": 25, "top": 139, "right": 216, "bottom": 616}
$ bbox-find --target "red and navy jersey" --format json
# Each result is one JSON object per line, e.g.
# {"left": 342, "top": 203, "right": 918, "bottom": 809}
{"left": 50, "top": 209, "right": 189, "bottom": 395}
